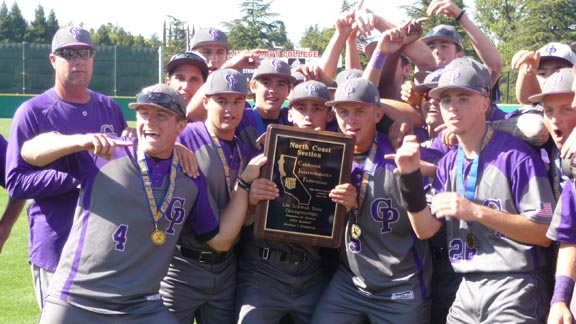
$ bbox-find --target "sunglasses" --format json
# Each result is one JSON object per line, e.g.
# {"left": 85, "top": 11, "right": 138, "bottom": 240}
{"left": 135, "top": 91, "right": 181, "bottom": 112}
{"left": 54, "top": 48, "right": 94, "bottom": 60}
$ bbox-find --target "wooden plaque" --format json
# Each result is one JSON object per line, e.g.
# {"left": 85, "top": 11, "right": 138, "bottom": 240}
{"left": 254, "top": 124, "right": 355, "bottom": 248}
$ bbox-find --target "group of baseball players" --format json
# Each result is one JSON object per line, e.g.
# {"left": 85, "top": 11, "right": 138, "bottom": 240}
{"left": 1, "top": 0, "right": 576, "bottom": 323}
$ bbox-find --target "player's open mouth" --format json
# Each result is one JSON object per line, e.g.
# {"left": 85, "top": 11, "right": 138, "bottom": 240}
{"left": 143, "top": 131, "right": 160, "bottom": 140}
{"left": 554, "top": 129, "right": 564, "bottom": 141}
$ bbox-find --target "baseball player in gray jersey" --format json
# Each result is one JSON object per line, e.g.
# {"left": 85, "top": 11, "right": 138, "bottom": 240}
{"left": 528, "top": 67, "right": 576, "bottom": 324}
{"left": 22, "top": 84, "right": 260, "bottom": 323}
{"left": 161, "top": 69, "right": 258, "bottom": 323}
{"left": 309, "top": 78, "right": 432, "bottom": 324}
{"left": 395, "top": 57, "right": 556, "bottom": 323}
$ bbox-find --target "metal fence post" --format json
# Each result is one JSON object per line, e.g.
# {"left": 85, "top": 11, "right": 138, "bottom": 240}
{"left": 158, "top": 46, "right": 163, "bottom": 84}
{"left": 113, "top": 45, "right": 118, "bottom": 96}
{"left": 22, "top": 41, "right": 27, "bottom": 94}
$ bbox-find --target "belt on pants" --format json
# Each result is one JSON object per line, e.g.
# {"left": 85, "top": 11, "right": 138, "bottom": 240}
{"left": 179, "top": 246, "right": 229, "bottom": 265}
{"left": 244, "top": 245, "right": 309, "bottom": 265}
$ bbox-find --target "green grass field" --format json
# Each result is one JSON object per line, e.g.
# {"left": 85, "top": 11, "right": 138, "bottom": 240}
{"left": 0, "top": 118, "right": 38, "bottom": 323}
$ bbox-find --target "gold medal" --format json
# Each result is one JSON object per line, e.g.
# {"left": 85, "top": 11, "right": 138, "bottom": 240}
{"left": 151, "top": 229, "right": 166, "bottom": 246}
{"left": 351, "top": 224, "right": 362, "bottom": 239}
{"left": 466, "top": 232, "right": 476, "bottom": 250}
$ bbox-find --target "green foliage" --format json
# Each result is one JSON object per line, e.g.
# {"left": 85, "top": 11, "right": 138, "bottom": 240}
{"left": 474, "top": 0, "right": 576, "bottom": 103}
{"left": 299, "top": 25, "right": 335, "bottom": 53}
{"left": 8, "top": 3, "right": 26, "bottom": 43}
{"left": 224, "top": 0, "right": 290, "bottom": 50}
{"left": 0, "top": 3, "right": 9, "bottom": 43}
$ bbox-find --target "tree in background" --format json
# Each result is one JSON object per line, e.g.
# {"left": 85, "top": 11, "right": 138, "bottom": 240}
{"left": 473, "top": 0, "right": 576, "bottom": 103}
{"left": 26, "top": 6, "right": 58, "bottom": 43}
{"left": 0, "top": 3, "right": 9, "bottom": 42}
{"left": 225, "top": 0, "right": 291, "bottom": 50}
{"left": 7, "top": 2, "right": 26, "bottom": 43}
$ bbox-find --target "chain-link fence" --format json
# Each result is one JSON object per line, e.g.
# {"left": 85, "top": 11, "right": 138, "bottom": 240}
{"left": 0, "top": 42, "right": 161, "bottom": 97}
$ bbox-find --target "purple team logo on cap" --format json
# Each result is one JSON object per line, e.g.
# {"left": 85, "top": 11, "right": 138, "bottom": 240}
{"left": 271, "top": 59, "right": 282, "bottom": 72}
{"left": 305, "top": 83, "right": 318, "bottom": 96}
{"left": 447, "top": 71, "right": 461, "bottom": 84}
{"left": 208, "top": 28, "right": 221, "bottom": 41}
{"left": 69, "top": 27, "right": 82, "bottom": 41}
{"left": 225, "top": 73, "right": 238, "bottom": 90}
{"left": 345, "top": 72, "right": 356, "bottom": 81}
{"left": 344, "top": 84, "right": 356, "bottom": 98}
{"left": 550, "top": 73, "right": 564, "bottom": 87}
{"left": 545, "top": 44, "right": 557, "bottom": 55}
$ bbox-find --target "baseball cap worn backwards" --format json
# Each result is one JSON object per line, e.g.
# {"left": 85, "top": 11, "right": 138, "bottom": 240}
{"left": 420, "top": 24, "right": 464, "bottom": 51}
{"left": 289, "top": 80, "right": 330, "bottom": 106}
{"left": 528, "top": 68, "right": 575, "bottom": 103}
{"left": 251, "top": 58, "right": 296, "bottom": 84}
{"left": 429, "top": 57, "right": 491, "bottom": 99}
{"left": 129, "top": 84, "right": 187, "bottom": 119}
{"left": 538, "top": 42, "right": 576, "bottom": 67}
{"left": 325, "top": 78, "right": 381, "bottom": 107}
{"left": 166, "top": 52, "right": 209, "bottom": 81}
{"left": 52, "top": 27, "right": 94, "bottom": 53}
{"left": 190, "top": 27, "right": 233, "bottom": 51}
{"left": 204, "top": 68, "right": 247, "bottom": 96}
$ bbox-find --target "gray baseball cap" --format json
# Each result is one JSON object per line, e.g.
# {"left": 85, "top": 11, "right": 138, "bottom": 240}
{"left": 528, "top": 68, "right": 575, "bottom": 103}
{"left": 204, "top": 68, "right": 248, "bottom": 96}
{"left": 129, "top": 84, "right": 186, "bottom": 119}
{"left": 291, "top": 67, "right": 305, "bottom": 85}
{"left": 251, "top": 58, "right": 296, "bottom": 84}
{"left": 538, "top": 42, "right": 576, "bottom": 67}
{"left": 325, "top": 78, "right": 381, "bottom": 107}
{"left": 166, "top": 51, "right": 209, "bottom": 81}
{"left": 190, "top": 27, "right": 233, "bottom": 51}
{"left": 420, "top": 24, "right": 464, "bottom": 51}
{"left": 289, "top": 80, "right": 330, "bottom": 106}
{"left": 329, "top": 69, "right": 364, "bottom": 90}
{"left": 429, "top": 57, "right": 491, "bottom": 98}
{"left": 52, "top": 27, "right": 94, "bottom": 53}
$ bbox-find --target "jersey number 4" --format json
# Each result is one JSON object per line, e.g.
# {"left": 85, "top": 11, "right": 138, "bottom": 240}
{"left": 112, "top": 224, "right": 129, "bottom": 251}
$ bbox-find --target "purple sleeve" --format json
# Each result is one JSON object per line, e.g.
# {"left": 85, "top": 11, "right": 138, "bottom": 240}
{"left": 5, "top": 104, "right": 80, "bottom": 199}
{"left": 547, "top": 181, "right": 576, "bottom": 243}
{"left": 187, "top": 174, "right": 219, "bottom": 242}
{"left": 428, "top": 130, "right": 452, "bottom": 157}
{"left": 0, "top": 135, "right": 7, "bottom": 188}
{"left": 177, "top": 122, "right": 204, "bottom": 152}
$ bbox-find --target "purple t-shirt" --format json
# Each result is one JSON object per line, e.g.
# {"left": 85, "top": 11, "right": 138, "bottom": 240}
{"left": 547, "top": 180, "right": 576, "bottom": 244}
{"left": 0, "top": 135, "right": 7, "bottom": 188}
{"left": 5, "top": 88, "right": 127, "bottom": 271}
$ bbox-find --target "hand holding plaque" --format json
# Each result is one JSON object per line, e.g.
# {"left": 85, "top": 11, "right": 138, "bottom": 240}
{"left": 254, "top": 124, "right": 355, "bottom": 248}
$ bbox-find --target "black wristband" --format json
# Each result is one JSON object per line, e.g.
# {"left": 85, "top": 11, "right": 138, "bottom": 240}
{"left": 237, "top": 178, "right": 251, "bottom": 192}
{"left": 399, "top": 169, "right": 428, "bottom": 212}
{"left": 455, "top": 10, "right": 466, "bottom": 22}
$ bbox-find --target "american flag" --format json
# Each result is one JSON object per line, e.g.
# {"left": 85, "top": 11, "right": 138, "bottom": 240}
{"left": 536, "top": 202, "right": 554, "bottom": 218}
{"left": 356, "top": 40, "right": 366, "bottom": 52}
